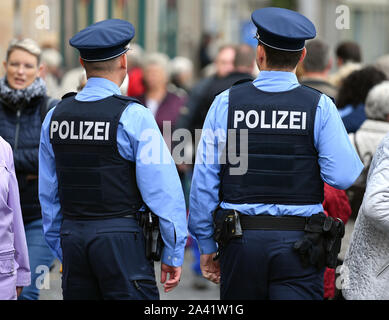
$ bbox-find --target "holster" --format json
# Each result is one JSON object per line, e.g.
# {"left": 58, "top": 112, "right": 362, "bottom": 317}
{"left": 293, "top": 213, "right": 345, "bottom": 270}
{"left": 138, "top": 209, "right": 164, "bottom": 261}
{"left": 212, "top": 207, "right": 243, "bottom": 259}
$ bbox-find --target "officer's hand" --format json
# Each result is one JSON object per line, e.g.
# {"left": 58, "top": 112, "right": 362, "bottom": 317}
{"left": 200, "top": 253, "right": 220, "bottom": 284}
{"left": 161, "top": 263, "right": 182, "bottom": 293}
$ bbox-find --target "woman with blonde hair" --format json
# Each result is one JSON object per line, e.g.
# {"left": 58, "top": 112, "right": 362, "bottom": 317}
{"left": 0, "top": 38, "right": 58, "bottom": 300}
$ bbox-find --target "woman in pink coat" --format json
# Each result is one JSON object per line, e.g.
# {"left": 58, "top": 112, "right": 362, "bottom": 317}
{"left": 0, "top": 136, "right": 30, "bottom": 300}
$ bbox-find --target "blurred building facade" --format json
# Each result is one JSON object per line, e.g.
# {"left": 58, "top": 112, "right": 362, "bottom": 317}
{"left": 299, "top": 0, "right": 389, "bottom": 64}
{"left": 0, "top": 0, "right": 388, "bottom": 72}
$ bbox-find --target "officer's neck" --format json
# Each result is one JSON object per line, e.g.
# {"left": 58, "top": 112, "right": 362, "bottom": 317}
{"left": 86, "top": 73, "right": 125, "bottom": 89}
{"left": 260, "top": 66, "right": 297, "bottom": 74}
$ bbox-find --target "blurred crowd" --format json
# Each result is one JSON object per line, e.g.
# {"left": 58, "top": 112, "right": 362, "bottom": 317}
{"left": 1, "top": 32, "right": 389, "bottom": 300}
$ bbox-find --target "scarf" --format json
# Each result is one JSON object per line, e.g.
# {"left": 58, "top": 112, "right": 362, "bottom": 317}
{"left": 0, "top": 77, "right": 46, "bottom": 110}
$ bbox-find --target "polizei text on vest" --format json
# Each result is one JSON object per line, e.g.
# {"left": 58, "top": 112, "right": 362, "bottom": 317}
{"left": 233, "top": 109, "right": 307, "bottom": 130}
{"left": 50, "top": 121, "right": 111, "bottom": 141}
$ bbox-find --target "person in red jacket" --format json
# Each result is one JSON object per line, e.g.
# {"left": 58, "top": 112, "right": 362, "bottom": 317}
{"left": 126, "top": 44, "right": 145, "bottom": 98}
{"left": 322, "top": 183, "right": 352, "bottom": 299}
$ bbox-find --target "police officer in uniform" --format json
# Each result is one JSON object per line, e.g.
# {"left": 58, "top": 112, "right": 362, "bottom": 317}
{"left": 189, "top": 7, "right": 363, "bottom": 300}
{"left": 39, "top": 19, "right": 187, "bottom": 300}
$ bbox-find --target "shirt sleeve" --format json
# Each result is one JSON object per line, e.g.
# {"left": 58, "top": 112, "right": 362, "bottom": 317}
{"left": 314, "top": 95, "right": 364, "bottom": 190}
{"left": 117, "top": 103, "right": 188, "bottom": 267}
{"left": 6, "top": 142, "right": 31, "bottom": 286}
{"left": 38, "top": 107, "right": 63, "bottom": 262}
{"left": 188, "top": 91, "right": 229, "bottom": 255}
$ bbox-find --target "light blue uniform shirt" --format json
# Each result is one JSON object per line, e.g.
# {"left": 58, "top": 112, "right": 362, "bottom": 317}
{"left": 189, "top": 71, "right": 364, "bottom": 255}
{"left": 39, "top": 77, "right": 187, "bottom": 267}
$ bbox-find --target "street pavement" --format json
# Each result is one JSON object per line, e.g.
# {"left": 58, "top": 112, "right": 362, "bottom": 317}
{"left": 39, "top": 218, "right": 355, "bottom": 300}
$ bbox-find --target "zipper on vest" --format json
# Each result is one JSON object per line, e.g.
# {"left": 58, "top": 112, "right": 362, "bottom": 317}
{"left": 14, "top": 109, "right": 21, "bottom": 150}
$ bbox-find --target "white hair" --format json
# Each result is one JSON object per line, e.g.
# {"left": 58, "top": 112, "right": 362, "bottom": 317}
{"left": 170, "top": 56, "right": 194, "bottom": 76}
{"left": 41, "top": 48, "right": 63, "bottom": 67}
{"left": 6, "top": 38, "right": 41, "bottom": 63}
{"left": 365, "top": 81, "right": 389, "bottom": 121}
{"left": 127, "top": 43, "right": 144, "bottom": 67}
{"left": 143, "top": 52, "right": 171, "bottom": 78}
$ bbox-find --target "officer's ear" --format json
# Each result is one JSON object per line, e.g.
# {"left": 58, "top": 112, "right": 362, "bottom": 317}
{"left": 119, "top": 53, "right": 127, "bottom": 70}
{"left": 299, "top": 48, "right": 307, "bottom": 64}
{"left": 256, "top": 45, "right": 266, "bottom": 69}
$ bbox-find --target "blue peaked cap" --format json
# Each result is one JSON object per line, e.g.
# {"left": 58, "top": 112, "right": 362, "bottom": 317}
{"left": 251, "top": 7, "right": 316, "bottom": 51}
{"left": 70, "top": 19, "right": 135, "bottom": 62}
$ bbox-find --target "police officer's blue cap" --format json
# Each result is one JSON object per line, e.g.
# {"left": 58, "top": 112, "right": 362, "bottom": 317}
{"left": 251, "top": 7, "right": 316, "bottom": 51}
{"left": 70, "top": 19, "right": 135, "bottom": 62}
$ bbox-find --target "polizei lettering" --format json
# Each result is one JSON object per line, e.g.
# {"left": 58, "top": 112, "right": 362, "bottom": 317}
{"left": 233, "top": 109, "right": 307, "bottom": 130}
{"left": 50, "top": 120, "right": 111, "bottom": 141}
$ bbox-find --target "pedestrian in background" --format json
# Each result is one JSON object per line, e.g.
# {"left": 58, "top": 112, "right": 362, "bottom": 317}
{"left": 336, "top": 66, "right": 386, "bottom": 133}
{"left": 0, "top": 38, "right": 57, "bottom": 300}
{"left": 342, "top": 132, "right": 389, "bottom": 299}
{"left": 176, "top": 45, "right": 236, "bottom": 138}
{"left": 0, "top": 136, "right": 30, "bottom": 300}
{"left": 40, "top": 48, "right": 63, "bottom": 100}
{"left": 170, "top": 56, "right": 194, "bottom": 95}
{"left": 126, "top": 43, "right": 145, "bottom": 98}
{"left": 329, "top": 41, "right": 363, "bottom": 88}
{"left": 136, "top": 53, "right": 186, "bottom": 133}
{"left": 300, "top": 39, "right": 338, "bottom": 100}
{"left": 346, "top": 81, "right": 389, "bottom": 217}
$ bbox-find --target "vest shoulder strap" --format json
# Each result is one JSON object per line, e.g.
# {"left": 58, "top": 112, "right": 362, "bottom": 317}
{"left": 300, "top": 84, "right": 335, "bottom": 104}
{"left": 232, "top": 78, "right": 253, "bottom": 87}
{"left": 213, "top": 78, "right": 253, "bottom": 99}
{"left": 112, "top": 94, "right": 144, "bottom": 107}
{"left": 61, "top": 92, "right": 77, "bottom": 100}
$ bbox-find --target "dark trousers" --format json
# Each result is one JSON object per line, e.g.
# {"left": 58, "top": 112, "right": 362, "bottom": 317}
{"left": 220, "top": 230, "right": 324, "bottom": 300}
{"left": 60, "top": 217, "right": 159, "bottom": 300}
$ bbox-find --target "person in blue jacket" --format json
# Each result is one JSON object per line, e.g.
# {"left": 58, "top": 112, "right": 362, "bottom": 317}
{"left": 189, "top": 7, "right": 363, "bottom": 300}
{"left": 38, "top": 19, "right": 187, "bottom": 300}
{"left": 336, "top": 66, "right": 386, "bottom": 133}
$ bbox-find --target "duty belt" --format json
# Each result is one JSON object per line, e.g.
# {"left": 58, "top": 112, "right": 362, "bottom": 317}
{"left": 239, "top": 214, "right": 308, "bottom": 231}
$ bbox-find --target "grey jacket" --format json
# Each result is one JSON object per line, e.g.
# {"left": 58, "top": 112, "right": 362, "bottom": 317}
{"left": 342, "top": 133, "right": 389, "bottom": 299}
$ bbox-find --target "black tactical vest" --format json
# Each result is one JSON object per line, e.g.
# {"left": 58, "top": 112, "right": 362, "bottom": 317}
{"left": 220, "top": 81, "right": 324, "bottom": 205}
{"left": 50, "top": 94, "right": 143, "bottom": 219}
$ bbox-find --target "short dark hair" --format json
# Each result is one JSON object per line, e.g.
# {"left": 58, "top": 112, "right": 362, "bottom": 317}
{"left": 82, "top": 56, "right": 120, "bottom": 74}
{"left": 336, "top": 41, "right": 362, "bottom": 63}
{"left": 262, "top": 44, "right": 303, "bottom": 70}
{"left": 303, "top": 39, "right": 330, "bottom": 72}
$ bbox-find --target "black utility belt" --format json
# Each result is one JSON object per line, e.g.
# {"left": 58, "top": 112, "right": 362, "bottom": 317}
{"left": 240, "top": 214, "right": 307, "bottom": 231}
{"left": 212, "top": 208, "right": 345, "bottom": 269}
{"left": 62, "top": 212, "right": 138, "bottom": 221}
